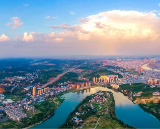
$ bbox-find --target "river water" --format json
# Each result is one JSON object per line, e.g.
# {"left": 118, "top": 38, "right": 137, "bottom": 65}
{"left": 32, "top": 87, "right": 160, "bottom": 129}
{"left": 142, "top": 64, "right": 160, "bottom": 72}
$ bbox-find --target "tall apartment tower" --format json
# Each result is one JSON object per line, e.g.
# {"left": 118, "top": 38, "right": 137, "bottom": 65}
{"left": 32, "top": 87, "right": 36, "bottom": 96}
{"left": 93, "top": 77, "right": 95, "bottom": 82}
{"left": 139, "top": 66, "right": 143, "bottom": 73}
{"left": 41, "top": 89, "right": 44, "bottom": 94}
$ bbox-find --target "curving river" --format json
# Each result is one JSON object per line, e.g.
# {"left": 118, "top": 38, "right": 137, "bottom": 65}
{"left": 142, "top": 64, "right": 160, "bottom": 72}
{"left": 32, "top": 87, "right": 160, "bottom": 129}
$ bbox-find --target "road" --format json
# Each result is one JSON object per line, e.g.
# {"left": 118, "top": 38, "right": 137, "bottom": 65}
{"left": 41, "top": 64, "right": 82, "bottom": 88}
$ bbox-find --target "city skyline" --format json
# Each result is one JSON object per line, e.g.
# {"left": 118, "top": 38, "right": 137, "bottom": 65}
{"left": 1, "top": 0, "right": 160, "bottom": 57}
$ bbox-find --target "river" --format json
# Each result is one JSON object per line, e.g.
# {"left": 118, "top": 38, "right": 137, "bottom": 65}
{"left": 142, "top": 64, "right": 160, "bottom": 72}
{"left": 32, "top": 87, "right": 160, "bottom": 128}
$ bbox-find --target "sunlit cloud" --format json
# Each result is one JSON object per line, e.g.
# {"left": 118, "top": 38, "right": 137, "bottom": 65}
{"left": 45, "top": 32, "right": 64, "bottom": 43}
{"left": 4, "top": 10, "right": 160, "bottom": 56}
{"left": 23, "top": 32, "right": 34, "bottom": 42}
{"left": 0, "top": 34, "right": 10, "bottom": 42}
{"left": 6, "top": 17, "right": 23, "bottom": 30}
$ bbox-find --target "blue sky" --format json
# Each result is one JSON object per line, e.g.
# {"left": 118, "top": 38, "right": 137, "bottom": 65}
{"left": 0, "top": 0, "right": 160, "bottom": 57}
{"left": 1, "top": 0, "right": 160, "bottom": 37}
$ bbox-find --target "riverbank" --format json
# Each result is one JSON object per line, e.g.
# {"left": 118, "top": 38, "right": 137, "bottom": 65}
{"left": 59, "top": 90, "right": 134, "bottom": 128}
{"left": 118, "top": 83, "right": 160, "bottom": 122}
{"left": 0, "top": 94, "right": 65, "bottom": 128}
{"left": 23, "top": 86, "right": 97, "bottom": 129}
{"left": 27, "top": 93, "right": 66, "bottom": 129}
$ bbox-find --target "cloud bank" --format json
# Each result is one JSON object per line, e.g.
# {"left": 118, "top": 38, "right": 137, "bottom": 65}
{"left": 2, "top": 10, "right": 160, "bottom": 57}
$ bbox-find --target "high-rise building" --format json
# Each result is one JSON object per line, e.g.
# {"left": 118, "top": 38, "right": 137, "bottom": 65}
{"left": 38, "top": 90, "right": 41, "bottom": 95}
{"left": 41, "top": 89, "right": 44, "bottom": 94}
{"left": 81, "top": 83, "right": 84, "bottom": 88}
{"left": 139, "top": 66, "right": 143, "bottom": 73}
{"left": 47, "top": 87, "right": 50, "bottom": 92}
{"left": 88, "top": 82, "right": 91, "bottom": 87}
{"left": 77, "top": 84, "right": 80, "bottom": 90}
{"left": 93, "top": 77, "right": 95, "bottom": 82}
{"left": 72, "top": 84, "right": 76, "bottom": 88}
{"left": 32, "top": 87, "right": 36, "bottom": 96}
{"left": 154, "top": 79, "right": 158, "bottom": 84}
{"left": 44, "top": 88, "right": 47, "bottom": 93}
{"left": 148, "top": 80, "right": 151, "bottom": 84}
{"left": 85, "top": 82, "right": 88, "bottom": 87}
{"left": 151, "top": 80, "right": 154, "bottom": 85}
{"left": 95, "top": 77, "right": 97, "bottom": 82}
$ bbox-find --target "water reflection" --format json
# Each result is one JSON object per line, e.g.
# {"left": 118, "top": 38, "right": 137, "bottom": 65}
{"left": 77, "top": 90, "right": 80, "bottom": 95}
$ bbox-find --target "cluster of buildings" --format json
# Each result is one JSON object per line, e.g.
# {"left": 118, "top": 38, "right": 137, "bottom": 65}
{"left": 148, "top": 79, "right": 160, "bottom": 86}
{"left": 4, "top": 107, "right": 27, "bottom": 121}
{"left": 70, "top": 91, "right": 110, "bottom": 125}
{"left": 72, "top": 82, "right": 91, "bottom": 90}
{"left": 32, "top": 86, "right": 50, "bottom": 96}
{"left": 93, "top": 75, "right": 119, "bottom": 83}
{"left": 102, "top": 59, "right": 160, "bottom": 86}
{"left": 24, "top": 105, "right": 35, "bottom": 111}
{"left": 89, "top": 92, "right": 109, "bottom": 103}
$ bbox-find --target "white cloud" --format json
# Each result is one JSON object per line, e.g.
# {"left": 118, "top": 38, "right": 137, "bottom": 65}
{"left": 3, "top": 10, "right": 160, "bottom": 56}
{"left": 46, "top": 16, "right": 58, "bottom": 19}
{"left": 6, "top": 17, "right": 23, "bottom": 30}
{"left": 46, "top": 16, "right": 51, "bottom": 19}
{"left": 70, "top": 11, "right": 75, "bottom": 15}
{"left": 23, "top": 32, "right": 34, "bottom": 42}
{"left": 23, "top": 4, "right": 29, "bottom": 6}
{"left": 0, "top": 34, "right": 10, "bottom": 42}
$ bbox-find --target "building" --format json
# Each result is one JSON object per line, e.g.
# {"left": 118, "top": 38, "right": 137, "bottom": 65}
{"left": 93, "top": 75, "right": 118, "bottom": 83}
{"left": 85, "top": 82, "right": 88, "bottom": 87}
{"left": 41, "top": 89, "right": 44, "bottom": 94}
{"left": 88, "top": 82, "right": 91, "bottom": 87}
{"left": 93, "top": 77, "right": 95, "bottom": 82}
{"left": 47, "top": 87, "right": 50, "bottom": 92}
{"left": 32, "top": 87, "right": 36, "bottom": 96}
{"left": 44, "top": 88, "right": 47, "bottom": 93}
{"left": 81, "top": 83, "right": 84, "bottom": 88}
{"left": 72, "top": 84, "right": 76, "bottom": 88}
{"left": 38, "top": 90, "right": 41, "bottom": 95}
{"left": 139, "top": 66, "right": 143, "bottom": 73}
{"left": 77, "top": 84, "right": 80, "bottom": 90}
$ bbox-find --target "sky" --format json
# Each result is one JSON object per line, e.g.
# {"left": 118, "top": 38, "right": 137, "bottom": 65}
{"left": 0, "top": 0, "right": 160, "bottom": 57}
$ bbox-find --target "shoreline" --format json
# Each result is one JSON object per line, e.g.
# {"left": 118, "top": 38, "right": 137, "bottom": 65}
{"left": 25, "top": 85, "right": 101, "bottom": 128}
{"left": 59, "top": 90, "right": 134, "bottom": 128}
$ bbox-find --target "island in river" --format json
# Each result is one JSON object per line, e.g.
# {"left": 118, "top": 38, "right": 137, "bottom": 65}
{"left": 60, "top": 90, "right": 134, "bottom": 129}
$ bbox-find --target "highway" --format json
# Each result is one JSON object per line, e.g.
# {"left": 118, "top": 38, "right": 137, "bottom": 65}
{"left": 41, "top": 64, "right": 82, "bottom": 88}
